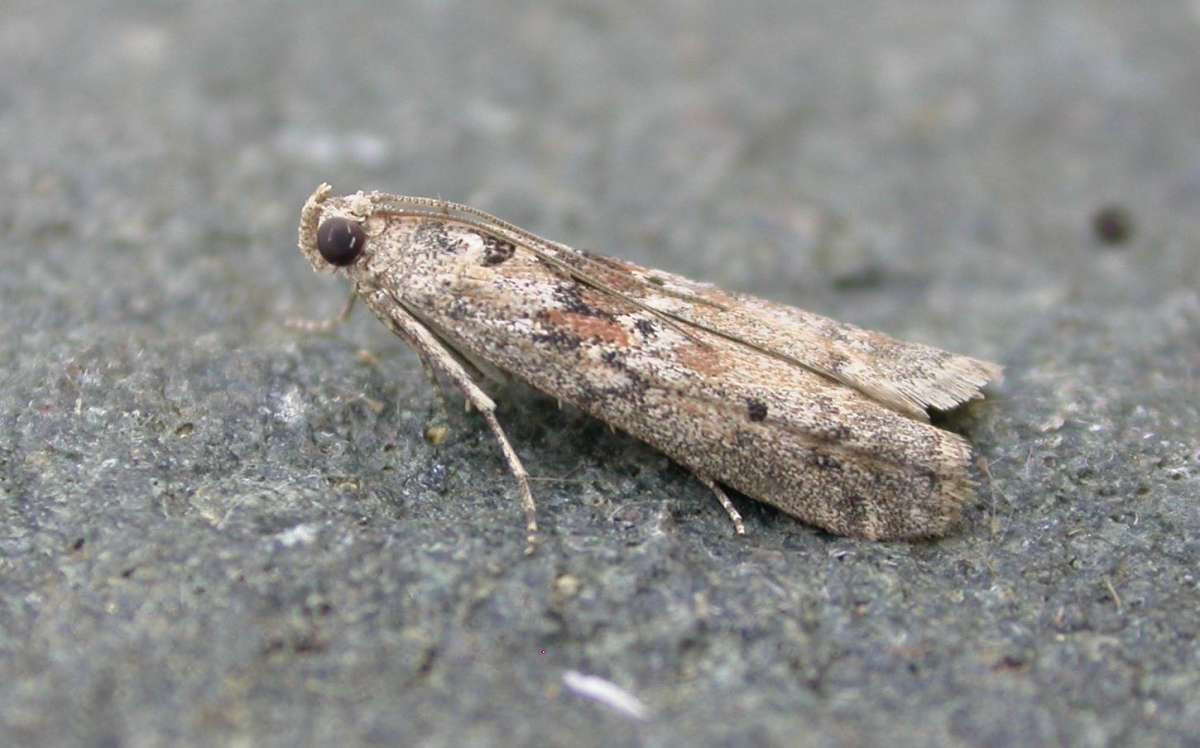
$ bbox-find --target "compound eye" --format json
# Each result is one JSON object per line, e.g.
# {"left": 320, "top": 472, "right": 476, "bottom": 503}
{"left": 316, "top": 217, "right": 366, "bottom": 266}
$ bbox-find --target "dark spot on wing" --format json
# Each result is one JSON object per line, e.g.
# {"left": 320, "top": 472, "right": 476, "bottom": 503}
{"left": 746, "top": 398, "right": 768, "bottom": 422}
{"left": 634, "top": 318, "right": 658, "bottom": 338}
{"left": 480, "top": 234, "right": 516, "bottom": 266}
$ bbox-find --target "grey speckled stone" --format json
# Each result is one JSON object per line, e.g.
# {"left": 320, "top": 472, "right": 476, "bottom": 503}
{"left": 2, "top": 1, "right": 1198, "bottom": 746}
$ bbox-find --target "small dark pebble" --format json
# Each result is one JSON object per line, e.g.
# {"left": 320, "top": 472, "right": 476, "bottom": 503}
{"left": 1092, "top": 205, "right": 1134, "bottom": 246}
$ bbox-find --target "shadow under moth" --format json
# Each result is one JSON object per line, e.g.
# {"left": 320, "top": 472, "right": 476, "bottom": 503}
{"left": 295, "top": 184, "right": 1001, "bottom": 549}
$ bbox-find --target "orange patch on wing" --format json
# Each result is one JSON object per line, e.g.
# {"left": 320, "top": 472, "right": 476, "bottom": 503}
{"left": 675, "top": 341, "right": 731, "bottom": 377}
{"left": 543, "top": 310, "right": 632, "bottom": 347}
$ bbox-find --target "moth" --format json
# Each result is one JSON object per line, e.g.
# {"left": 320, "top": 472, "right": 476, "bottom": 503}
{"left": 295, "top": 184, "right": 1001, "bottom": 547}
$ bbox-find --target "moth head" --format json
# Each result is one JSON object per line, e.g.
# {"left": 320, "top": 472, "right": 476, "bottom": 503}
{"left": 297, "top": 183, "right": 375, "bottom": 273}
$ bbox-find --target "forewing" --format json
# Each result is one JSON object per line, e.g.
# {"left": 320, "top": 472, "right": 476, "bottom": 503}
{"left": 550, "top": 250, "right": 1002, "bottom": 419}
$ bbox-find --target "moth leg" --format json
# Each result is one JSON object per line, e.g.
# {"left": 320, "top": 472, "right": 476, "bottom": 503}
{"left": 695, "top": 475, "right": 745, "bottom": 536}
{"left": 379, "top": 301, "right": 539, "bottom": 552}
{"left": 477, "top": 407, "right": 538, "bottom": 554}
{"left": 287, "top": 291, "right": 357, "bottom": 333}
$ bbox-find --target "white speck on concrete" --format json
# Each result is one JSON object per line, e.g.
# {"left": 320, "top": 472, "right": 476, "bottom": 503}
{"left": 562, "top": 670, "right": 649, "bottom": 721}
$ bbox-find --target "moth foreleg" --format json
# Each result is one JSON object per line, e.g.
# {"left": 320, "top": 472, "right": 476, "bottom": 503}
{"left": 695, "top": 474, "right": 746, "bottom": 536}
{"left": 379, "top": 301, "right": 539, "bottom": 553}
{"left": 287, "top": 290, "right": 357, "bottom": 333}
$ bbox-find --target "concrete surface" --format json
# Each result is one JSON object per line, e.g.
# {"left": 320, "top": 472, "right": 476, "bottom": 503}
{"left": 2, "top": 1, "right": 1199, "bottom": 746}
